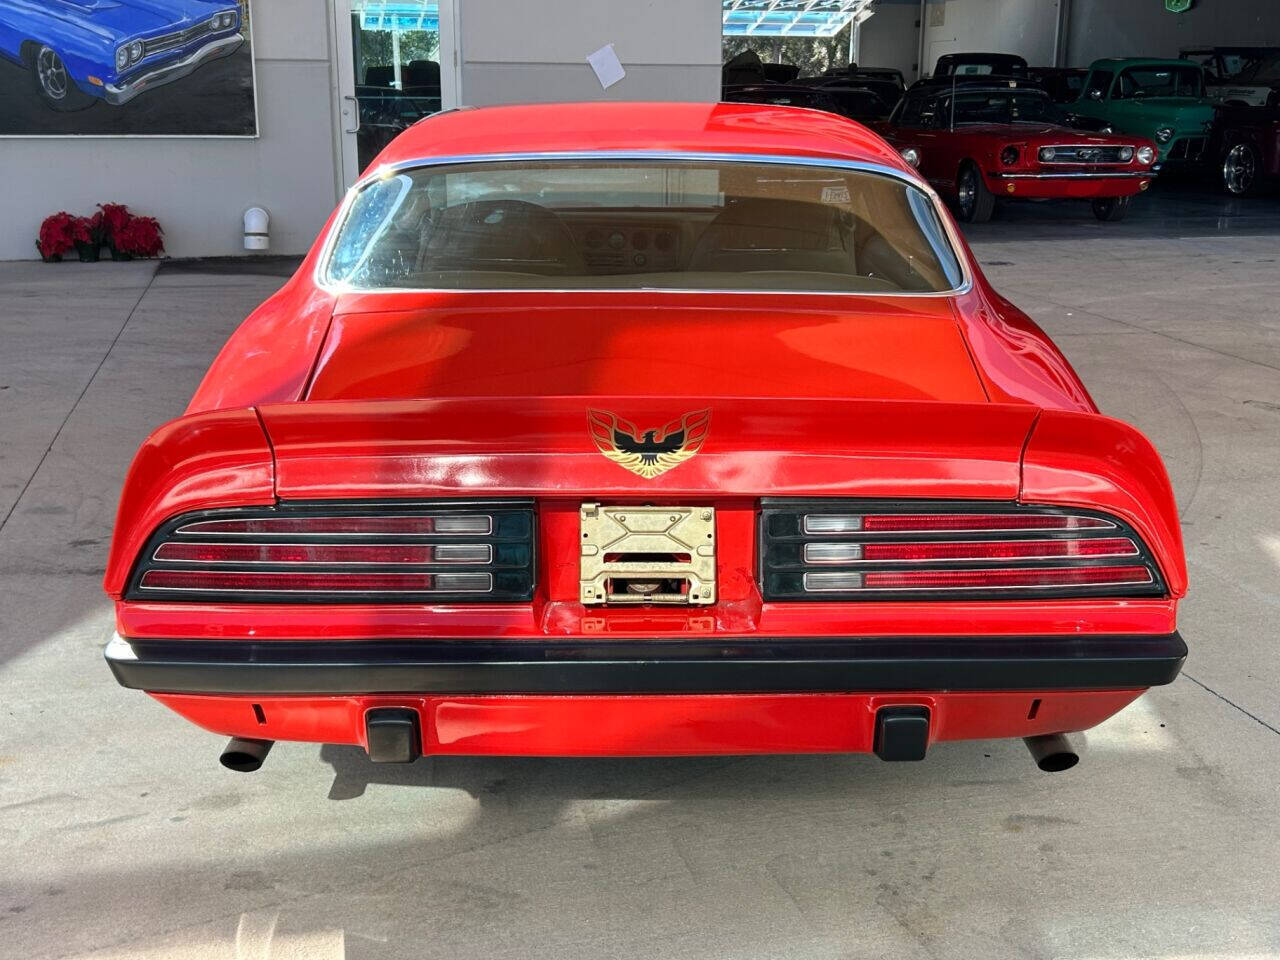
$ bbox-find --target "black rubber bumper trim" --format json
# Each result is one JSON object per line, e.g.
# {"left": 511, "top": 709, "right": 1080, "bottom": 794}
{"left": 107, "top": 633, "right": 1186, "bottom": 696}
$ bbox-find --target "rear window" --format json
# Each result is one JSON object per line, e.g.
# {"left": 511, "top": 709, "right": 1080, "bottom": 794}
{"left": 1114, "top": 66, "right": 1203, "bottom": 98}
{"left": 323, "top": 159, "right": 964, "bottom": 294}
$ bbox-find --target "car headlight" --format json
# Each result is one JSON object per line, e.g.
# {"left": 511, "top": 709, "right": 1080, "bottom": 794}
{"left": 1039, "top": 147, "right": 1056, "bottom": 162}
{"left": 899, "top": 147, "right": 920, "bottom": 169}
{"left": 116, "top": 46, "right": 130, "bottom": 70}
{"left": 1000, "top": 145, "right": 1020, "bottom": 166}
{"left": 1136, "top": 145, "right": 1155, "bottom": 165}
{"left": 211, "top": 11, "right": 236, "bottom": 29}
{"left": 1119, "top": 146, "right": 1134, "bottom": 161}
{"left": 1155, "top": 126, "right": 1174, "bottom": 143}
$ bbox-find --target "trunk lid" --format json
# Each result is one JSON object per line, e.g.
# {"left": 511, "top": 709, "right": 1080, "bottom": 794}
{"left": 306, "top": 296, "right": 988, "bottom": 405}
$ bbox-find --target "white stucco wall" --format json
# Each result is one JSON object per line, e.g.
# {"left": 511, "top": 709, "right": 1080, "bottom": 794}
{"left": 859, "top": 0, "right": 924, "bottom": 80}
{"left": 1, "top": 0, "right": 343, "bottom": 261}
{"left": 919, "top": 0, "right": 1060, "bottom": 75}
{"left": 458, "top": 0, "right": 723, "bottom": 106}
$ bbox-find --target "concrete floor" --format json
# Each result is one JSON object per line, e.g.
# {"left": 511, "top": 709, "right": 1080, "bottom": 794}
{"left": 2, "top": 185, "right": 1279, "bottom": 959}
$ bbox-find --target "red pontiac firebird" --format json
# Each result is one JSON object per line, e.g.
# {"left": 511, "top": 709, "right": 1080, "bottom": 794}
{"left": 883, "top": 79, "right": 1158, "bottom": 222}
{"left": 103, "top": 102, "right": 1186, "bottom": 775}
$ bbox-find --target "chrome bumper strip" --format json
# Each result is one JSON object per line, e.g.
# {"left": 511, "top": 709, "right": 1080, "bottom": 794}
{"left": 104, "top": 34, "right": 243, "bottom": 105}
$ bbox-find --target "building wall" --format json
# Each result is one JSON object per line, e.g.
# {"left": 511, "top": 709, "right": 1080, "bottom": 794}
{"left": 919, "top": 0, "right": 1060, "bottom": 75}
{"left": 1, "top": 0, "right": 343, "bottom": 261}
{"left": 459, "top": 0, "right": 722, "bottom": 106}
{"left": 859, "top": 0, "right": 923, "bottom": 80}
{"left": 1065, "top": 0, "right": 1280, "bottom": 65}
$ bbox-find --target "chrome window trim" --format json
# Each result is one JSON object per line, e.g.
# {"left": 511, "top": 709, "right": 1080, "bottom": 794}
{"left": 315, "top": 150, "right": 973, "bottom": 298}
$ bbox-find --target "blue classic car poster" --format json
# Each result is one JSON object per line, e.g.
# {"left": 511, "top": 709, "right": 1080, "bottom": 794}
{"left": 0, "top": 0, "right": 257, "bottom": 136}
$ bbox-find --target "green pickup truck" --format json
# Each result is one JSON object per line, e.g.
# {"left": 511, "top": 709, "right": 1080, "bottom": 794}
{"left": 1069, "top": 58, "right": 1216, "bottom": 167}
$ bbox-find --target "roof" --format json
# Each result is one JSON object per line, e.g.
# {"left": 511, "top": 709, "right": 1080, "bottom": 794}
{"left": 370, "top": 101, "right": 912, "bottom": 174}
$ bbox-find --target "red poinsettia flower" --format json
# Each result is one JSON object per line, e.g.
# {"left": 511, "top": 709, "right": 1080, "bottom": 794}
{"left": 114, "top": 215, "right": 165, "bottom": 258}
{"left": 97, "top": 203, "right": 133, "bottom": 246}
{"left": 37, "top": 211, "right": 78, "bottom": 258}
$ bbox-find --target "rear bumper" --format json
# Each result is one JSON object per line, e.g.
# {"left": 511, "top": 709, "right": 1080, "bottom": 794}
{"left": 150, "top": 689, "right": 1151, "bottom": 756}
{"left": 106, "top": 632, "right": 1186, "bottom": 695}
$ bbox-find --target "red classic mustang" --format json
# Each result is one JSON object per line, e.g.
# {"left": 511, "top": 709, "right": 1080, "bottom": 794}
{"left": 103, "top": 102, "right": 1186, "bottom": 775}
{"left": 884, "top": 79, "right": 1158, "bottom": 222}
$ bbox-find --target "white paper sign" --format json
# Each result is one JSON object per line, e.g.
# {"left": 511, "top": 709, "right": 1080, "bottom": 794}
{"left": 587, "top": 43, "right": 626, "bottom": 90}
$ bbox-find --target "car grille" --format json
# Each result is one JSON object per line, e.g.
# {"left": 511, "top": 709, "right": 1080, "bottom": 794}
{"left": 142, "top": 21, "right": 215, "bottom": 58}
{"left": 1167, "top": 137, "right": 1207, "bottom": 161}
{"left": 1042, "top": 145, "right": 1128, "bottom": 163}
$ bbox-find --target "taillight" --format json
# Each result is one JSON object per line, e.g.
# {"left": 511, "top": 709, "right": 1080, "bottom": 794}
{"left": 761, "top": 501, "right": 1165, "bottom": 600}
{"left": 126, "top": 502, "right": 535, "bottom": 602}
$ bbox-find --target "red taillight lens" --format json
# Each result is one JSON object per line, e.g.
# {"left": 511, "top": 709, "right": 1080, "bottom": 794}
{"left": 139, "top": 570, "right": 493, "bottom": 593}
{"left": 127, "top": 504, "right": 534, "bottom": 603}
{"left": 857, "top": 537, "right": 1138, "bottom": 562}
{"left": 861, "top": 565, "right": 1153, "bottom": 590}
{"left": 859, "top": 513, "right": 1111, "bottom": 533}
{"left": 176, "top": 515, "right": 492, "bottom": 536}
{"left": 765, "top": 503, "right": 1164, "bottom": 600}
{"left": 152, "top": 542, "right": 492, "bottom": 565}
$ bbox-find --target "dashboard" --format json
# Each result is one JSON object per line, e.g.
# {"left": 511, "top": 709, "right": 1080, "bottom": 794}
{"left": 568, "top": 221, "right": 683, "bottom": 273}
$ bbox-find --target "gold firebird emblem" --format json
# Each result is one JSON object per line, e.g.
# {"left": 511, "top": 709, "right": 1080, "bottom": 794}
{"left": 587, "top": 409, "right": 711, "bottom": 479}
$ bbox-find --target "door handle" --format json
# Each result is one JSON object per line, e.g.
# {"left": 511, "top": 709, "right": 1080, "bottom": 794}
{"left": 344, "top": 94, "right": 361, "bottom": 134}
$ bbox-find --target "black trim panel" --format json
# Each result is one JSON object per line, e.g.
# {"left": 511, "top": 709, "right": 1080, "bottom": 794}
{"left": 107, "top": 633, "right": 1186, "bottom": 695}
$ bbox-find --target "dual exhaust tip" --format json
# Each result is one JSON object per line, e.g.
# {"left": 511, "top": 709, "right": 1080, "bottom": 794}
{"left": 220, "top": 710, "right": 1079, "bottom": 773}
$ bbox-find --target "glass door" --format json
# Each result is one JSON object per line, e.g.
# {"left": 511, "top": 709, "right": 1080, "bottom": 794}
{"left": 332, "top": 1, "right": 459, "bottom": 186}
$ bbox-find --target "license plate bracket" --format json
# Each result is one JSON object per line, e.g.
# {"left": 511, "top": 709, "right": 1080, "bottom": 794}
{"left": 579, "top": 503, "right": 716, "bottom": 605}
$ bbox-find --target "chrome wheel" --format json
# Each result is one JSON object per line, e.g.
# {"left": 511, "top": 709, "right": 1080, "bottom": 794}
{"left": 957, "top": 169, "right": 976, "bottom": 218}
{"left": 35, "top": 46, "right": 67, "bottom": 100}
{"left": 1223, "top": 143, "right": 1258, "bottom": 196}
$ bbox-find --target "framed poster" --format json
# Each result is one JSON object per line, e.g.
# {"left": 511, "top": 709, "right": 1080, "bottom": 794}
{"left": 0, "top": 0, "right": 258, "bottom": 137}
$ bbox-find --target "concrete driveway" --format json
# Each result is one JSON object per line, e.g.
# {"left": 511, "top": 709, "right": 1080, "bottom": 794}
{"left": 2, "top": 188, "right": 1278, "bottom": 959}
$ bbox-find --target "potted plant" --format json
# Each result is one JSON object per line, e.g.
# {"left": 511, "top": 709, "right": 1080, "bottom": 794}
{"left": 113, "top": 215, "right": 165, "bottom": 259}
{"left": 36, "top": 211, "right": 78, "bottom": 262}
{"left": 97, "top": 203, "right": 134, "bottom": 260}
{"left": 72, "top": 213, "right": 102, "bottom": 262}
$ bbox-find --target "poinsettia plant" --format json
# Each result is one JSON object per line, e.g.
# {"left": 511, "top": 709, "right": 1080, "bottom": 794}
{"left": 37, "top": 204, "right": 165, "bottom": 262}
{"left": 36, "top": 211, "right": 79, "bottom": 260}
{"left": 97, "top": 203, "right": 132, "bottom": 247}
{"left": 114, "top": 215, "right": 165, "bottom": 258}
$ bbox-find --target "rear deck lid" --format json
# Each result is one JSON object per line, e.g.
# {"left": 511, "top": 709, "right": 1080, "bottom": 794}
{"left": 305, "top": 295, "right": 988, "bottom": 405}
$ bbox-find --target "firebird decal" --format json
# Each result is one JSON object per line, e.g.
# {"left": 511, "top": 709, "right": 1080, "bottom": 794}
{"left": 587, "top": 409, "right": 711, "bottom": 479}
